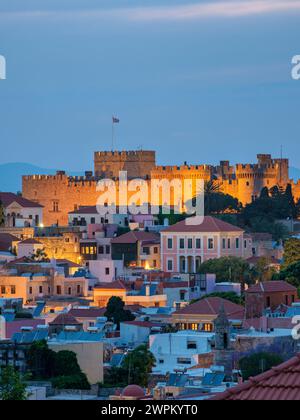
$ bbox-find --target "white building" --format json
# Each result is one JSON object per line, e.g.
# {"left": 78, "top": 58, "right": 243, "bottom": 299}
{"left": 0, "top": 192, "right": 43, "bottom": 228}
{"left": 149, "top": 331, "right": 214, "bottom": 375}
{"left": 88, "top": 259, "right": 124, "bottom": 283}
{"left": 68, "top": 206, "right": 129, "bottom": 227}
{"left": 119, "top": 320, "right": 163, "bottom": 347}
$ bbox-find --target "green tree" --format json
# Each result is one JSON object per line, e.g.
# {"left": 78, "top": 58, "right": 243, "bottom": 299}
{"left": 53, "top": 350, "right": 82, "bottom": 377}
{"left": 0, "top": 366, "right": 28, "bottom": 400}
{"left": 239, "top": 352, "right": 283, "bottom": 380}
{"left": 0, "top": 200, "right": 4, "bottom": 227}
{"left": 279, "top": 260, "right": 300, "bottom": 288}
{"left": 199, "top": 256, "right": 251, "bottom": 284}
{"left": 282, "top": 238, "right": 300, "bottom": 269}
{"left": 104, "top": 296, "right": 135, "bottom": 329}
{"left": 122, "top": 344, "right": 156, "bottom": 387}
{"left": 27, "top": 340, "right": 56, "bottom": 380}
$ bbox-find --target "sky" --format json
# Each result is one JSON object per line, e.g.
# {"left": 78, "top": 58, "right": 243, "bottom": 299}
{"left": 0, "top": 0, "right": 300, "bottom": 171}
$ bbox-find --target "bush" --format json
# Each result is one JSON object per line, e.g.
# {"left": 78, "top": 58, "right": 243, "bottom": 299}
{"left": 239, "top": 352, "right": 283, "bottom": 380}
{"left": 51, "top": 373, "right": 91, "bottom": 390}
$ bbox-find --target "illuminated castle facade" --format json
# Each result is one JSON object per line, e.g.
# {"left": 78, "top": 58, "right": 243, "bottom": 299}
{"left": 22, "top": 151, "right": 299, "bottom": 226}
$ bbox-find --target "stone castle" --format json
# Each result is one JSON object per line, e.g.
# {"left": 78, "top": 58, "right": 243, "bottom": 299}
{"left": 22, "top": 151, "right": 300, "bottom": 226}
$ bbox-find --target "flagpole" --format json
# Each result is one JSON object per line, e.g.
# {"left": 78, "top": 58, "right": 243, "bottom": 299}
{"left": 111, "top": 117, "right": 114, "bottom": 151}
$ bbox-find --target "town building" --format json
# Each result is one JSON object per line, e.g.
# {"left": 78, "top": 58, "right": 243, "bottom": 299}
{"left": 161, "top": 216, "right": 252, "bottom": 274}
{"left": 149, "top": 330, "right": 214, "bottom": 375}
{"left": 0, "top": 192, "right": 43, "bottom": 228}
{"left": 172, "top": 297, "right": 245, "bottom": 332}
{"left": 245, "top": 281, "right": 297, "bottom": 318}
{"left": 111, "top": 231, "right": 161, "bottom": 269}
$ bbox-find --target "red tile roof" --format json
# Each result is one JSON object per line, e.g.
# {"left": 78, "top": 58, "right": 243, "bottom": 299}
{"left": 0, "top": 233, "right": 19, "bottom": 252}
{"left": 68, "top": 206, "right": 98, "bottom": 215}
{"left": 56, "top": 259, "right": 82, "bottom": 268}
{"left": 246, "top": 281, "right": 297, "bottom": 294}
{"left": 0, "top": 192, "right": 43, "bottom": 208}
{"left": 211, "top": 354, "right": 300, "bottom": 400}
{"left": 122, "top": 321, "right": 162, "bottom": 328}
{"left": 162, "top": 281, "right": 189, "bottom": 289}
{"left": 49, "top": 313, "right": 81, "bottom": 325}
{"left": 174, "top": 297, "right": 245, "bottom": 320}
{"left": 94, "top": 280, "right": 128, "bottom": 290}
{"left": 161, "top": 216, "right": 243, "bottom": 233}
{"left": 19, "top": 238, "right": 42, "bottom": 245}
{"left": 68, "top": 308, "right": 107, "bottom": 318}
{"left": 111, "top": 231, "right": 160, "bottom": 244}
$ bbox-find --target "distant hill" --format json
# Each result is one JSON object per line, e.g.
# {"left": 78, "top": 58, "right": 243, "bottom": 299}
{"left": 0, "top": 163, "right": 84, "bottom": 193}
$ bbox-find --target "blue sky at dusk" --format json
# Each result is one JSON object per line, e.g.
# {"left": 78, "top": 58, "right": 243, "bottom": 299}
{"left": 0, "top": 0, "right": 300, "bottom": 171}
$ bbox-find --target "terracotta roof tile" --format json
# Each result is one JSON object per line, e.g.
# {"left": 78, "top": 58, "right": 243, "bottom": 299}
{"left": 161, "top": 216, "right": 243, "bottom": 233}
{"left": 211, "top": 354, "right": 300, "bottom": 400}
{"left": 94, "top": 280, "right": 128, "bottom": 290}
{"left": 174, "top": 297, "right": 244, "bottom": 320}
{"left": 49, "top": 313, "right": 81, "bottom": 325}
{"left": 0, "top": 192, "right": 43, "bottom": 208}
{"left": 246, "top": 281, "right": 297, "bottom": 294}
{"left": 111, "top": 231, "right": 160, "bottom": 245}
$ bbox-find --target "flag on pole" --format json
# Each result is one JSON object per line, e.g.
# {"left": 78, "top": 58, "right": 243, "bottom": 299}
{"left": 112, "top": 116, "right": 120, "bottom": 124}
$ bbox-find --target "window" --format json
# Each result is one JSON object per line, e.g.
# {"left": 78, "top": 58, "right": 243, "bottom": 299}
{"left": 208, "top": 238, "right": 214, "bottom": 249}
{"left": 91, "top": 217, "right": 96, "bottom": 224}
{"left": 167, "top": 260, "right": 173, "bottom": 271}
{"left": 203, "top": 323, "right": 213, "bottom": 332}
{"left": 228, "top": 238, "right": 231, "bottom": 249}
{"left": 285, "top": 295, "right": 289, "bottom": 306}
{"left": 188, "top": 238, "right": 193, "bottom": 249}
{"left": 106, "top": 245, "right": 111, "bottom": 254}
{"left": 53, "top": 201, "right": 59, "bottom": 212}
{"left": 11, "top": 286, "right": 16, "bottom": 295}
{"left": 105, "top": 267, "right": 110, "bottom": 275}
{"left": 191, "top": 323, "right": 198, "bottom": 331}
{"left": 244, "top": 240, "right": 247, "bottom": 249}
{"left": 1, "top": 286, "right": 6, "bottom": 294}
{"left": 68, "top": 287, "right": 72, "bottom": 295}
{"left": 187, "top": 341, "right": 197, "bottom": 349}
{"left": 177, "top": 357, "right": 191, "bottom": 365}
{"left": 39, "top": 286, "right": 43, "bottom": 294}
{"left": 153, "top": 260, "right": 157, "bottom": 268}
{"left": 180, "top": 291, "right": 185, "bottom": 300}
{"left": 179, "top": 238, "right": 185, "bottom": 249}
{"left": 143, "top": 247, "right": 150, "bottom": 255}
{"left": 236, "top": 238, "right": 240, "bottom": 249}
{"left": 266, "top": 296, "right": 271, "bottom": 308}
{"left": 98, "top": 246, "right": 104, "bottom": 254}
{"left": 29, "top": 287, "right": 33, "bottom": 295}
{"left": 154, "top": 247, "right": 159, "bottom": 254}
{"left": 167, "top": 238, "right": 173, "bottom": 249}
{"left": 222, "top": 238, "right": 226, "bottom": 249}
{"left": 196, "top": 238, "right": 201, "bottom": 249}
{"left": 56, "top": 286, "right": 62, "bottom": 295}
{"left": 159, "top": 359, "right": 164, "bottom": 364}
{"left": 77, "top": 285, "right": 81, "bottom": 294}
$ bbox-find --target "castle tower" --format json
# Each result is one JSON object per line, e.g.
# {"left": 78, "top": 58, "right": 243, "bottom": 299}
{"left": 94, "top": 150, "right": 156, "bottom": 180}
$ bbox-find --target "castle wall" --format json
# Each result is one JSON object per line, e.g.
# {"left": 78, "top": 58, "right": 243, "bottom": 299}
{"left": 22, "top": 153, "right": 294, "bottom": 227}
{"left": 22, "top": 174, "right": 99, "bottom": 226}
